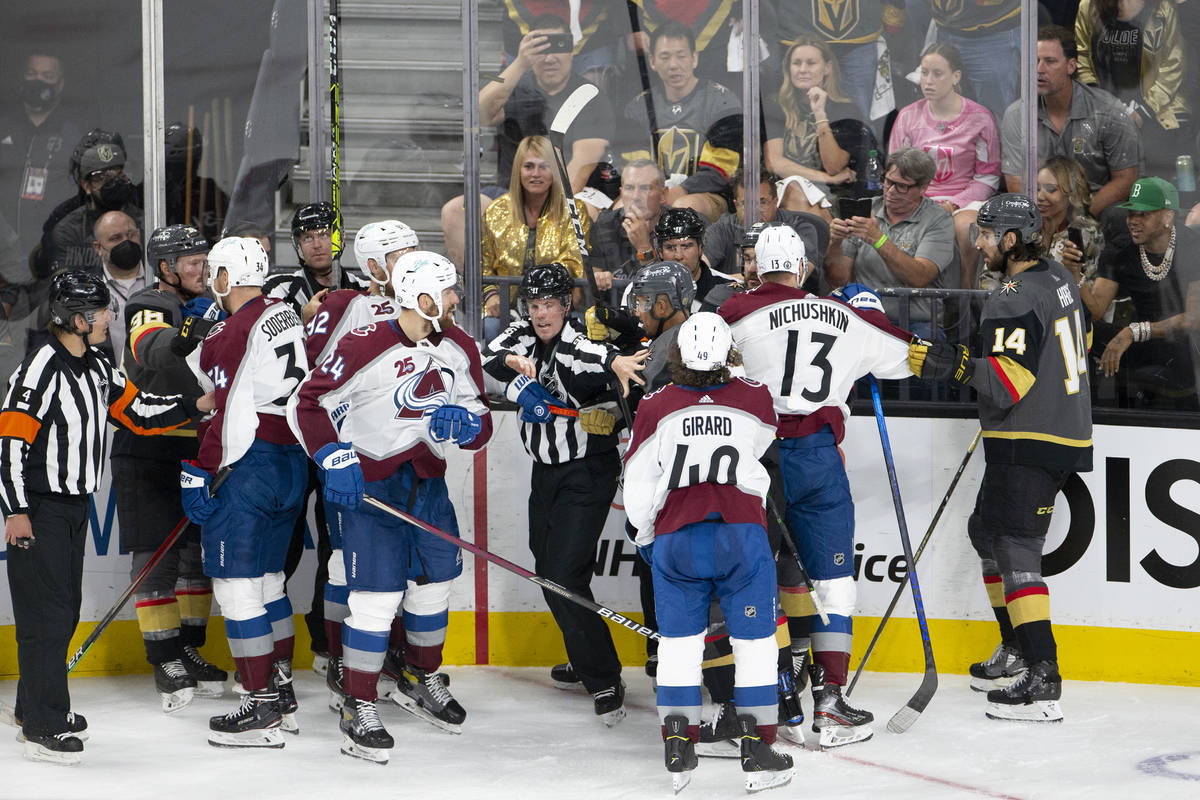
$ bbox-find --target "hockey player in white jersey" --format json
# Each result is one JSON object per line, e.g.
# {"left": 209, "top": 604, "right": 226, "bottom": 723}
{"left": 288, "top": 251, "right": 491, "bottom": 762}
{"left": 718, "top": 226, "right": 920, "bottom": 748}
{"left": 624, "top": 312, "right": 793, "bottom": 794}
{"left": 179, "top": 237, "right": 310, "bottom": 748}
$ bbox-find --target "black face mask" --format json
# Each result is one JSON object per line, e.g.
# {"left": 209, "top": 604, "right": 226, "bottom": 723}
{"left": 20, "top": 79, "right": 59, "bottom": 112}
{"left": 109, "top": 240, "right": 142, "bottom": 271}
{"left": 97, "top": 176, "right": 135, "bottom": 210}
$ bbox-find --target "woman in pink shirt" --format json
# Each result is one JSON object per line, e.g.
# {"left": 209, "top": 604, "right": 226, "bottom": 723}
{"left": 889, "top": 42, "right": 1002, "bottom": 289}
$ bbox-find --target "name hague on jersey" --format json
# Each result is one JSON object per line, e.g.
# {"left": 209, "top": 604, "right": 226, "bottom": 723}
{"left": 768, "top": 301, "right": 849, "bottom": 332}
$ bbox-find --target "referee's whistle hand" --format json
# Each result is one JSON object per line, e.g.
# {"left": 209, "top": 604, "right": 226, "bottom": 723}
{"left": 4, "top": 515, "right": 33, "bottom": 548}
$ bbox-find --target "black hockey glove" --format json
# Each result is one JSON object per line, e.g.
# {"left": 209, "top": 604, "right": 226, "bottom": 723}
{"left": 586, "top": 304, "right": 645, "bottom": 349}
{"left": 908, "top": 339, "right": 974, "bottom": 386}
{"left": 170, "top": 316, "right": 218, "bottom": 356}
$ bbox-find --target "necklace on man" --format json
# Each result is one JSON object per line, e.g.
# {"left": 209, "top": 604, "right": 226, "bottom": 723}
{"left": 1140, "top": 225, "right": 1175, "bottom": 281}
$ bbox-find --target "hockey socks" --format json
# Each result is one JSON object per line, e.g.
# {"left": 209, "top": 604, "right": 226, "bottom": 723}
{"left": 342, "top": 625, "right": 389, "bottom": 702}
{"left": 983, "top": 571, "right": 1017, "bottom": 644}
{"left": 324, "top": 581, "right": 350, "bottom": 659}
{"left": 224, "top": 614, "right": 274, "bottom": 691}
{"left": 265, "top": 595, "right": 295, "bottom": 663}
{"left": 134, "top": 590, "right": 182, "bottom": 665}
{"left": 810, "top": 613, "right": 852, "bottom": 686}
{"left": 176, "top": 581, "right": 213, "bottom": 646}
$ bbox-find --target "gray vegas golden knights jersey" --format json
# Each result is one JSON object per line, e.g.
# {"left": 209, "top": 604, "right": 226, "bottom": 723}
{"left": 971, "top": 258, "right": 1093, "bottom": 472}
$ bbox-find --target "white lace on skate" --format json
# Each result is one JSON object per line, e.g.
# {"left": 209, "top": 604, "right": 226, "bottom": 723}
{"left": 207, "top": 694, "right": 285, "bottom": 749}
{"left": 592, "top": 684, "right": 626, "bottom": 728}
{"left": 970, "top": 643, "right": 1026, "bottom": 692}
{"left": 389, "top": 669, "right": 464, "bottom": 735}
{"left": 340, "top": 700, "right": 392, "bottom": 766}
{"left": 183, "top": 646, "right": 227, "bottom": 698}
{"left": 813, "top": 687, "right": 874, "bottom": 749}
{"left": 23, "top": 731, "right": 83, "bottom": 765}
{"left": 984, "top": 667, "right": 1064, "bottom": 723}
{"left": 159, "top": 660, "right": 196, "bottom": 714}
{"left": 696, "top": 703, "right": 740, "bottom": 758}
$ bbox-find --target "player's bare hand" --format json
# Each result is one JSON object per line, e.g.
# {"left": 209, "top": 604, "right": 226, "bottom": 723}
{"left": 302, "top": 289, "right": 329, "bottom": 323}
{"left": 1100, "top": 327, "right": 1133, "bottom": 377}
{"left": 5, "top": 514, "right": 33, "bottom": 549}
{"left": 594, "top": 269, "right": 614, "bottom": 291}
{"left": 505, "top": 353, "right": 537, "bottom": 378}
{"left": 196, "top": 392, "right": 216, "bottom": 413}
{"left": 611, "top": 349, "right": 648, "bottom": 396}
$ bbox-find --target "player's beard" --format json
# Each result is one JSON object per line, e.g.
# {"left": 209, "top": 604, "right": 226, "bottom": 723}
{"left": 436, "top": 307, "right": 456, "bottom": 330}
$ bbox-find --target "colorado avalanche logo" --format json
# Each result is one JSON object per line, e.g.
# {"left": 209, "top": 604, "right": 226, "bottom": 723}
{"left": 393, "top": 357, "right": 455, "bottom": 419}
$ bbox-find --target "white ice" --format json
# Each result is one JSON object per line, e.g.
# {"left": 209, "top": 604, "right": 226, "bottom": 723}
{"left": 3, "top": 668, "right": 1199, "bottom": 800}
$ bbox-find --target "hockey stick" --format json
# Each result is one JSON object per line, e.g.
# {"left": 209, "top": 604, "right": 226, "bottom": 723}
{"left": 868, "top": 377, "right": 936, "bottom": 733}
{"left": 624, "top": 1, "right": 660, "bottom": 161}
{"left": 66, "top": 466, "right": 233, "bottom": 673}
{"left": 328, "top": 0, "right": 345, "bottom": 284}
{"left": 363, "top": 493, "right": 659, "bottom": 642}
{"left": 847, "top": 428, "right": 980, "bottom": 696}
{"left": 765, "top": 494, "right": 829, "bottom": 626}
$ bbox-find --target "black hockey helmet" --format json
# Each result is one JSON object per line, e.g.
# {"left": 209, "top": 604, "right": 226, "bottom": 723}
{"left": 165, "top": 121, "right": 202, "bottom": 167}
{"left": 653, "top": 207, "right": 707, "bottom": 251}
{"left": 976, "top": 193, "right": 1043, "bottom": 246}
{"left": 291, "top": 201, "right": 338, "bottom": 236}
{"left": 627, "top": 260, "right": 695, "bottom": 317}
{"left": 740, "top": 221, "right": 771, "bottom": 250}
{"left": 70, "top": 128, "right": 126, "bottom": 186}
{"left": 518, "top": 262, "right": 572, "bottom": 315}
{"left": 50, "top": 270, "right": 111, "bottom": 331}
{"left": 147, "top": 224, "right": 208, "bottom": 276}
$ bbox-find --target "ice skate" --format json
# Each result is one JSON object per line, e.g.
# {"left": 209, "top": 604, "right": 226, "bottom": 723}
{"left": 207, "top": 690, "right": 285, "bottom": 749}
{"left": 382, "top": 647, "right": 450, "bottom": 690}
{"left": 13, "top": 711, "right": 88, "bottom": 746}
{"left": 970, "top": 643, "right": 1027, "bottom": 692}
{"left": 327, "top": 656, "right": 346, "bottom": 713}
{"left": 391, "top": 665, "right": 466, "bottom": 734}
{"left": 272, "top": 660, "right": 300, "bottom": 734}
{"left": 182, "top": 645, "right": 228, "bottom": 698}
{"left": 663, "top": 714, "right": 697, "bottom": 794}
{"left": 696, "top": 700, "right": 740, "bottom": 758}
{"left": 23, "top": 730, "right": 83, "bottom": 765}
{"left": 809, "top": 663, "right": 873, "bottom": 748}
{"left": 592, "top": 680, "right": 626, "bottom": 727}
{"left": 551, "top": 661, "right": 584, "bottom": 692}
{"left": 340, "top": 697, "right": 394, "bottom": 764}
{"left": 739, "top": 715, "right": 793, "bottom": 793}
{"left": 155, "top": 659, "right": 197, "bottom": 713}
{"left": 985, "top": 660, "right": 1063, "bottom": 722}
{"left": 312, "top": 651, "right": 329, "bottom": 677}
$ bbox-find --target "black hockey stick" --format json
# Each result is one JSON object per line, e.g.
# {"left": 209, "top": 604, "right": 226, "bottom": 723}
{"left": 848, "top": 428, "right": 980, "bottom": 696}
{"left": 624, "top": 1, "right": 660, "bottom": 161}
{"left": 868, "top": 377, "right": 936, "bottom": 733}
{"left": 765, "top": 494, "right": 830, "bottom": 626}
{"left": 67, "top": 466, "right": 233, "bottom": 673}
{"left": 363, "top": 494, "right": 660, "bottom": 642}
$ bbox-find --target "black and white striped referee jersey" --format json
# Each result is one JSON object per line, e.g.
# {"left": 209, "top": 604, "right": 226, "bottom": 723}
{"left": 0, "top": 338, "right": 199, "bottom": 516}
{"left": 263, "top": 265, "right": 369, "bottom": 316}
{"left": 482, "top": 318, "right": 621, "bottom": 465}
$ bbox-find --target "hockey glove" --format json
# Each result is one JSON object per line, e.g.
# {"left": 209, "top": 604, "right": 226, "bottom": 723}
{"left": 170, "top": 315, "right": 218, "bottom": 356}
{"left": 586, "top": 304, "right": 645, "bottom": 348}
{"left": 832, "top": 282, "right": 885, "bottom": 313}
{"left": 315, "top": 442, "right": 364, "bottom": 508}
{"left": 908, "top": 339, "right": 974, "bottom": 385}
{"left": 504, "top": 374, "right": 556, "bottom": 424}
{"left": 579, "top": 407, "right": 616, "bottom": 436}
{"left": 625, "top": 520, "right": 653, "bottom": 565}
{"left": 180, "top": 460, "right": 220, "bottom": 524}
{"left": 428, "top": 404, "right": 482, "bottom": 446}
{"left": 183, "top": 297, "right": 226, "bottom": 321}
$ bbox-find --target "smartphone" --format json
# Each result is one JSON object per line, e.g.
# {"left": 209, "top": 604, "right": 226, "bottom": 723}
{"left": 542, "top": 33, "right": 574, "bottom": 53}
{"left": 1066, "top": 225, "right": 1084, "bottom": 250}
{"left": 837, "top": 196, "right": 873, "bottom": 220}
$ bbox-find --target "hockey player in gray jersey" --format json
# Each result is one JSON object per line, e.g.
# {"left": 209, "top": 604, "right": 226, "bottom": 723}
{"left": 912, "top": 193, "right": 1093, "bottom": 722}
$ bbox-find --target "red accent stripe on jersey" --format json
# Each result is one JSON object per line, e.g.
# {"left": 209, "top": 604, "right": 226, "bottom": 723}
{"left": 1005, "top": 586, "right": 1049, "bottom": 603}
{"left": 987, "top": 356, "right": 1021, "bottom": 403}
{"left": 982, "top": 574, "right": 1003, "bottom": 585}
{"left": 473, "top": 448, "right": 489, "bottom": 666}
{"left": 134, "top": 596, "right": 178, "bottom": 608}
{"left": 129, "top": 322, "right": 170, "bottom": 363}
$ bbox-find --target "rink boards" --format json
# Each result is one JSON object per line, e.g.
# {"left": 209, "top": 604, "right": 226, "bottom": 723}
{"left": 1, "top": 413, "right": 1198, "bottom": 685}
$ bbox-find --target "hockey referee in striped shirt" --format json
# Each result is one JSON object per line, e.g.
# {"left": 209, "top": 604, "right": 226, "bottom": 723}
{"left": 0, "top": 270, "right": 213, "bottom": 764}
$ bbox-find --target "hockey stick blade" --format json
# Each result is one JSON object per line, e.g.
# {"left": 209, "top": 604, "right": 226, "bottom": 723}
{"left": 549, "top": 83, "right": 599, "bottom": 138}
{"left": 887, "top": 669, "right": 938, "bottom": 733}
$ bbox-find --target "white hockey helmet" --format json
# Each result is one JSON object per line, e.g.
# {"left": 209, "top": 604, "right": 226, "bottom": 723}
{"left": 206, "top": 236, "right": 269, "bottom": 297}
{"left": 755, "top": 225, "right": 808, "bottom": 280}
{"left": 677, "top": 311, "right": 733, "bottom": 372}
{"left": 354, "top": 220, "right": 419, "bottom": 288}
{"left": 392, "top": 250, "right": 460, "bottom": 331}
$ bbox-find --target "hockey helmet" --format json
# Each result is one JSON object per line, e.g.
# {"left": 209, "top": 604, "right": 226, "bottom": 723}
{"left": 627, "top": 260, "right": 695, "bottom": 317}
{"left": 392, "top": 250, "right": 460, "bottom": 331}
{"left": 147, "top": 224, "right": 208, "bottom": 275}
{"left": 975, "top": 193, "right": 1042, "bottom": 246}
{"left": 207, "top": 236, "right": 269, "bottom": 296}
{"left": 50, "top": 270, "right": 111, "bottom": 330}
{"left": 677, "top": 312, "right": 732, "bottom": 372}
{"left": 165, "top": 122, "right": 202, "bottom": 167}
{"left": 517, "top": 263, "right": 573, "bottom": 315}
{"left": 755, "top": 225, "right": 807, "bottom": 278}
{"left": 740, "top": 221, "right": 770, "bottom": 250}
{"left": 653, "top": 207, "right": 707, "bottom": 251}
{"left": 291, "top": 201, "right": 339, "bottom": 264}
{"left": 353, "top": 220, "right": 419, "bottom": 289}
{"left": 70, "top": 128, "right": 125, "bottom": 185}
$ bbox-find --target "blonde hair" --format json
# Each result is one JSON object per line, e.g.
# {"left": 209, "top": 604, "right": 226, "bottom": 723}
{"left": 1040, "top": 155, "right": 1093, "bottom": 219}
{"left": 508, "top": 135, "right": 565, "bottom": 229}
{"left": 779, "top": 38, "right": 851, "bottom": 132}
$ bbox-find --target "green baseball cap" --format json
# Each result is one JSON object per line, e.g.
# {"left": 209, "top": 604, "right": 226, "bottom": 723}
{"left": 1119, "top": 177, "right": 1179, "bottom": 211}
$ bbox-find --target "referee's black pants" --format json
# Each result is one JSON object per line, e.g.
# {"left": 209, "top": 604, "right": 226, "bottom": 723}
{"left": 528, "top": 450, "right": 622, "bottom": 694}
{"left": 7, "top": 492, "right": 88, "bottom": 736}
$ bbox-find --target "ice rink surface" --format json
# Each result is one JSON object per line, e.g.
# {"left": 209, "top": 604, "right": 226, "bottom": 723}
{"left": 2, "top": 667, "right": 1199, "bottom": 800}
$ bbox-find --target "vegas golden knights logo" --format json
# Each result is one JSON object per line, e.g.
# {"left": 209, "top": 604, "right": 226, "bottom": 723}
{"left": 813, "top": 0, "right": 860, "bottom": 40}
{"left": 932, "top": 0, "right": 965, "bottom": 16}
{"left": 656, "top": 126, "right": 703, "bottom": 176}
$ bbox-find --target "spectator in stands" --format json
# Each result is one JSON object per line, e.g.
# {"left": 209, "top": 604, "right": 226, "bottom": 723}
{"left": 824, "top": 147, "right": 960, "bottom": 338}
{"left": 1000, "top": 26, "right": 1141, "bottom": 246}
{"left": 588, "top": 158, "right": 668, "bottom": 283}
{"left": 1091, "top": 177, "right": 1199, "bottom": 408}
{"left": 164, "top": 121, "right": 228, "bottom": 244}
{"left": 501, "top": 1, "right": 624, "bottom": 93}
{"left": 482, "top": 135, "right": 590, "bottom": 340}
{"left": 442, "top": 15, "right": 612, "bottom": 268}
{"left": 92, "top": 210, "right": 149, "bottom": 362}
{"left": 619, "top": 21, "right": 741, "bottom": 223}
{"left": 1075, "top": 0, "right": 1190, "bottom": 181}
{"left": 48, "top": 134, "right": 142, "bottom": 271}
{"left": 889, "top": 42, "right": 1002, "bottom": 291}
{"left": 931, "top": 0, "right": 1022, "bottom": 119}
{"left": 0, "top": 53, "right": 82, "bottom": 266}
{"left": 765, "top": 38, "right": 867, "bottom": 222}
{"left": 703, "top": 168, "right": 827, "bottom": 282}
{"left": 1026, "top": 156, "right": 1105, "bottom": 294}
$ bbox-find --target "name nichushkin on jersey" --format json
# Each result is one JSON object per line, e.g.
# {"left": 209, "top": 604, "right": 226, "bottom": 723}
{"left": 768, "top": 302, "right": 849, "bottom": 332}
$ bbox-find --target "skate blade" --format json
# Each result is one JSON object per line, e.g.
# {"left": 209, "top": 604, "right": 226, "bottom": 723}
{"left": 312, "top": 655, "right": 329, "bottom": 676}
{"left": 389, "top": 694, "right": 463, "bottom": 735}
{"left": 161, "top": 687, "right": 195, "bottom": 714}
{"left": 671, "top": 771, "right": 692, "bottom": 793}
{"left": 552, "top": 679, "right": 586, "bottom": 692}
{"left": 23, "top": 741, "right": 81, "bottom": 765}
{"left": 340, "top": 735, "right": 390, "bottom": 764}
{"left": 776, "top": 724, "right": 806, "bottom": 747}
{"left": 985, "top": 700, "right": 1063, "bottom": 723}
{"left": 816, "top": 723, "right": 873, "bottom": 749}
{"left": 745, "top": 767, "right": 793, "bottom": 793}
{"left": 208, "top": 729, "right": 286, "bottom": 749}
{"left": 193, "top": 681, "right": 226, "bottom": 699}
{"left": 329, "top": 691, "right": 346, "bottom": 713}
{"left": 970, "top": 672, "right": 1024, "bottom": 693}
{"left": 695, "top": 739, "right": 740, "bottom": 758}
{"left": 14, "top": 728, "right": 89, "bottom": 744}
{"left": 279, "top": 712, "right": 301, "bottom": 734}
{"left": 599, "top": 706, "right": 626, "bottom": 728}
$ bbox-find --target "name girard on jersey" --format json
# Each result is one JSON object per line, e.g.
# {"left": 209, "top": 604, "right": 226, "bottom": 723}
{"left": 260, "top": 306, "right": 302, "bottom": 338}
{"left": 681, "top": 414, "right": 732, "bottom": 437}
{"left": 768, "top": 301, "right": 849, "bottom": 332}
